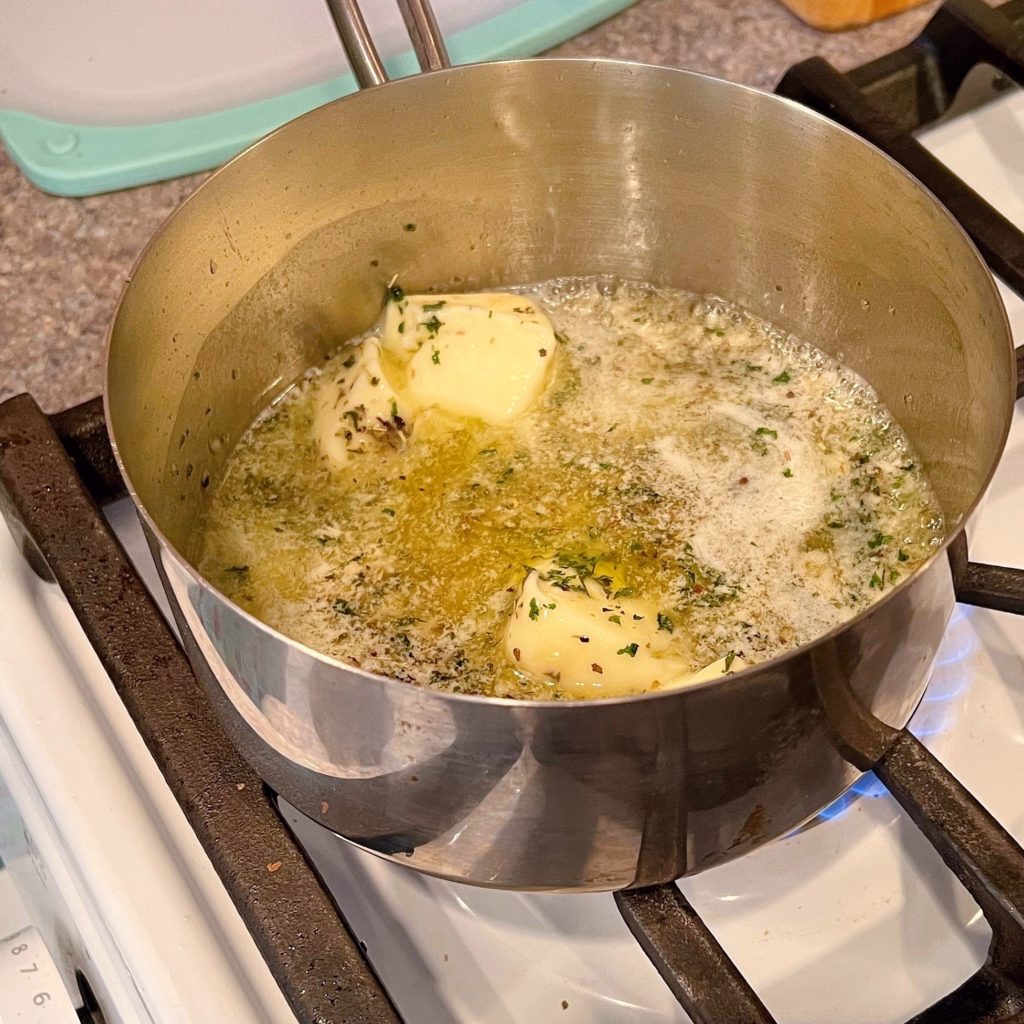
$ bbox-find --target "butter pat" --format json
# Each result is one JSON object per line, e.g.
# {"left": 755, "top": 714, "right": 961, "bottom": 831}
{"left": 315, "top": 290, "right": 557, "bottom": 469}
{"left": 383, "top": 293, "right": 557, "bottom": 425}
{"left": 313, "top": 340, "right": 408, "bottom": 468}
{"left": 504, "top": 561, "right": 689, "bottom": 698}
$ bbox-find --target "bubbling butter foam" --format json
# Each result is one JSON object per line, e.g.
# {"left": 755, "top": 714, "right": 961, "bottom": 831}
{"left": 197, "top": 278, "right": 944, "bottom": 700}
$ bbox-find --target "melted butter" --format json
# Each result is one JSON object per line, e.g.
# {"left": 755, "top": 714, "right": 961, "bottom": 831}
{"left": 196, "top": 278, "right": 944, "bottom": 700}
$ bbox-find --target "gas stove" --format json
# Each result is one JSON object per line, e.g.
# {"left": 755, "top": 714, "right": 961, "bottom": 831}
{"left": 2, "top": 2, "right": 1024, "bottom": 1022}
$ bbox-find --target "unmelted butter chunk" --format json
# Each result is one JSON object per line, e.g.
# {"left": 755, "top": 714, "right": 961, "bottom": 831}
{"left": 504, "top": 559, "right": 748, "bottom": 697}
{"left": 504, "top": 561, "right": 690, "bottom": 698}
{"left": 312, "top": 340, "right": 408, "bottom": 468}
{"left": 382, "top": 293, "right": 557, "bottom": 425}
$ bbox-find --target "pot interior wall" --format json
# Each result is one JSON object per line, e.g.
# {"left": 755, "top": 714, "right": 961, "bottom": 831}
{"left": 107, "top": 60, "right": 1012, "bottom": 556}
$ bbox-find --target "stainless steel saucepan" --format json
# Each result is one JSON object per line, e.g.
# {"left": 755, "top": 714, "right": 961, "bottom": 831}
{"left": 105, "top": 0, "right": 1016, "bottom": 891}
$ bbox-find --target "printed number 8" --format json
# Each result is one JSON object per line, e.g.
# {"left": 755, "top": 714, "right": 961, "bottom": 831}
{"left": 11, "top": 944, "right": 28, "bottom": 955}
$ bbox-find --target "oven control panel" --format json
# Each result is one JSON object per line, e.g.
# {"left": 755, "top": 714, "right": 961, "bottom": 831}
{"left": 0, "top": 925, "right": 80, "bottom": 1023}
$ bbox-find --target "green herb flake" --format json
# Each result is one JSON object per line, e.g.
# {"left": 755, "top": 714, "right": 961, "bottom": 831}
{"left": 867, "top": 531, "right": 893, "bottom": 550}
{"left": 617, "top": 643, "right": 639, "bottom": 657}
{"left": 225, "top": 564, "right": 249, "bottom": 577}
{"left": 382, "top": 507, "right": 396, "bottom": 517}
{"left": 897, "top": 549, "right": 910, "bottom": 562}
{"left": 479, "top": 448, "right": 497, "bottom": 457}
{"left": 772, "top": 370, "right": 792, "bottom": 384}
{"left": 332, "top": 598, "right": 355, "bottom": 615}
{"left": 869, "top": 572, "right": 883, "bottom": 589}
{"left": 754, "top": 427, "right": 778, "bottom": 439}
{"left": 342, "top": 354, "right": 356, "bottom": 369}
{"left": 529, "top": 597, "right": 541, "bottom": 621}
{"left": 724, "top": 650, "right": 737, "bottom": 671}
{"left": 421, "top": 300, "right": 446, "bottom": 311}
{"left": 608, "top": 614, "right": 622, "bottom": 625}
{"left": 657, "top": 612, "right": 674, "bottom": 633}
{"left": 431, "top": 348, "right": 441, "bottom": 365}
{"left": 390, "top": 399, "right": 399, "bottom": 420}
{"left": 421, "top": 315, "right": 443, "bottom": 339}
{"left": 641, "top": 377, "right": 654, "bottom": 385}
{"left": 782, "top": 467, "right": 793, "bottom": 478}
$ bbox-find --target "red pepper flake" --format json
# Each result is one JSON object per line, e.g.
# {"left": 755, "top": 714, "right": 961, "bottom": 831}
{"left": 693, "top": 584, "right": 705, "bottom": 594}
{"left": 738, "top": 477, "right": 749, "bottom": 485}
{"left": 591, "top": 663, "right": 604, "bottom": 674}
{"left": 267, "top": 861, "right": 283, "bottom": 873}
{"left": 784, "top": 450, "right": 792, "bottom": 462}
{"left": 513, "top": 647, "right": 521, "bottom": 662}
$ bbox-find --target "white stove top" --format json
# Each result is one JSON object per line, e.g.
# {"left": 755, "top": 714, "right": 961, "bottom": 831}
{"left": 1, "top": 84, "right": 1023, "bottom": 1024}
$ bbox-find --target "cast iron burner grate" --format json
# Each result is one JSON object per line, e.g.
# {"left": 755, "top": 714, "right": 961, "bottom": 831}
{"left": 1, "top": 2, "right": 1024, "bottom": 1020}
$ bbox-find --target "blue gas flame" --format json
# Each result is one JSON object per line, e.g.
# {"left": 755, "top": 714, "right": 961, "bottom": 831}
{"left": 813, "top": 606, "right": 977, "bottom": 822}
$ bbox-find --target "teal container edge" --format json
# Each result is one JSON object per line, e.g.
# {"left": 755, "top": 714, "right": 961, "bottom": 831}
{"left": 0, "top": 0, "right": 634, "bottom": 197}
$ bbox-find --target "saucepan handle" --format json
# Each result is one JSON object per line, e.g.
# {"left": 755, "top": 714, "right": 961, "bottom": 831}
{"left": 324, "top": 0, "right": 451, "bottom": 90}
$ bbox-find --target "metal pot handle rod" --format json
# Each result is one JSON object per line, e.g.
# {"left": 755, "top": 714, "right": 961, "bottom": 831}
{"left": 325, "top": 0, "right": 451, "bottom": 90}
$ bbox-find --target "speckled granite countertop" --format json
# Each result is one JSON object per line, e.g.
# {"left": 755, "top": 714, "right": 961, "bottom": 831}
{"left": 1, "top": 0, "right": 942, "bottom": 412}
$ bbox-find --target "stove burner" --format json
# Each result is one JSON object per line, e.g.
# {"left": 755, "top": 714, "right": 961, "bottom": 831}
{"left": 806, "top": 606, "right": 976, "bottom": 828}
